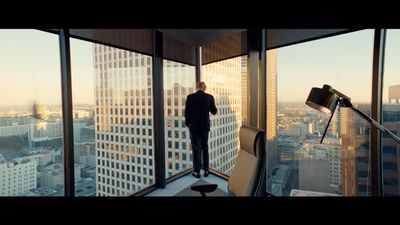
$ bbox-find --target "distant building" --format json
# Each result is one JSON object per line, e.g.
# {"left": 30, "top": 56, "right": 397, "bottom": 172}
{"left": 277, "top": 137, "right": 300, "bottom": 162}
{"left": 80, "top": 126, "right": 95, "bottom": 142}
{"left": 381, "top": 104, "right": 400, "bottom": 196}
{"left": 73, "top": 110, "right": 90, "bottom": 119}
{"left": 39, "top": 163, "right": 81, "bottom": 190}
{"left": 33, "top": 104, "right": 49, "bottom": 121}
{"left": 29, "top": 121, "right": 63, "bottom": 149}
{"left": 290, "top": 189, "right": 340, "bottom": 196}
{"left": 271, "top": 164, "right": 290, "bottom": 196}
{"left": 301, "top": 138, "right": 342, "bottom": 194}
{"left": 0, "top": 155, "right": 37, "bottom": 196}
{"left": 0, "top": 124, "right": 29, "bottom": 137}
{"left": 75, "top": 143, "right": 95, "bottom": 167}
{"left": 282, "top": 122, "right": 307, "bottom": 138}
{"left": 22, "top": 148, "right": 55, "bottom": 167}
{"left": 73, "top": 119, "right": 87, "bottom": 143}
{"left": 266, "top": 50, "right": 279, "bottom": 192}
{"left": 299, "top": 158, "right": 330, "bottom": 193}
{"left": 75, "top": 178, "right": 96, "bottom": 196}
{"left": 389, "top": 84, "right": 400, "bottom": 103}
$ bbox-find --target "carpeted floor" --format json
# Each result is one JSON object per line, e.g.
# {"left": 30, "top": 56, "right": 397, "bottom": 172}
{"left": 174, "top": 179, "right": 227, "bottom": 196}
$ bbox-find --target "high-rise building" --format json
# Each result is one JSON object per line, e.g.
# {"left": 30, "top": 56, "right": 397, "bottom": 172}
{"left": 341, "top": 106, "right": 371, "bottom": 196}
{"left": 94, "top": 45, "right": 154, "bottom": 196}
{"left": 241, "top": 55, "right": 247, "bottom": 125}
{"left": 266, "top": 50, "right": 279, "bottom": 176}
{"left": 330, "top": 108, "right": 342, "bottom": 138}
{"left": 382, "top": 103, "right": 400, "bottom": 195}
{"left": 163, "top": 60, "right": 195, "bottom": 177}
{"left": 202, "top": 57, "right": 242, "bottom": 175}
{"left": 341, "top": 102, "right": 399, "bottom": 196}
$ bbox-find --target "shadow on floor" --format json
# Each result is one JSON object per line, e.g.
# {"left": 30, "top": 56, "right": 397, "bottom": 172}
{"left": 174, "top": 179, "right": 227, "bottom": 196}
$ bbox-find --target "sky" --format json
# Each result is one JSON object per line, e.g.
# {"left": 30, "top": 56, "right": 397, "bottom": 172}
{"left": 0, "top": 29, "right": 94, "bottom": 106}
{"left": 277, "top": 29, "right": 400, "bottom": 104}
{"left": 1, "top": 29, "right": 399, "bottom": 107}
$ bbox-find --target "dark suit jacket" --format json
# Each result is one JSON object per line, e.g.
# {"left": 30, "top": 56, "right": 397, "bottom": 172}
{"left": 185, "top": 90, "right": 217, "bottom": 133}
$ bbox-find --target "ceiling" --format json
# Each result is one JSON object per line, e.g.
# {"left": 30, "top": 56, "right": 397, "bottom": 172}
{"left": 157, "top": 29, "right": 355, "bottom": 48}
{"left": 157, "top": 29, "right": 246, "bottom": 46}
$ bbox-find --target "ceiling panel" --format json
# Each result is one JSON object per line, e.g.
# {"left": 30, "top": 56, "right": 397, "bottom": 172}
{"left": 266, "top": 29, "right": 354, "bottom": 49}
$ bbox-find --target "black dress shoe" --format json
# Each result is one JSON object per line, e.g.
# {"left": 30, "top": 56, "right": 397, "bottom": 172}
{"left": 192, "top": 172, "right": 200, "bottom": 178}
{"left": 204, "top": 171, "right": 209, "bottom": 177}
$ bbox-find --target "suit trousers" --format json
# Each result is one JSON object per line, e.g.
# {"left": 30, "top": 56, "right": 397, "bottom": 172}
{"left": 189, "top": 131, "right": 209, "bottom": 174}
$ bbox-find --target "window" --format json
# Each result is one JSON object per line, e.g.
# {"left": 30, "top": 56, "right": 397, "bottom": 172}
{"left": 275, "top": 30, "right": 374, "bottom": 196}
{"left": 0, "top": 29, "right": 63, "bottom": 196}
{"left": 163, "top": 60, "right": 195, "bottom": 178}
{"left": 70, "top": 39, "right": 154, "bottom": 196}
{"left": 202, "top": 56, "right": 244, "bottom": 176}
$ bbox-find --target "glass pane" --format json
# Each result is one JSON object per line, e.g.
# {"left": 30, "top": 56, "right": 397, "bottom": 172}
{"left": 382, "top": 29, "right": 400, "bottom": 196}
{"left": 275, "top": 30, "right": 374, "bottom": 196}
{"left": 163, "top": 60, "right": 195, "bottom": 178}
{"left": 70, "top": 39, "right": 96, "bottom": 196}
{"left": 202, "top": 56, "right": 244, "bottom": 176}
{"left": 71, "top": 39, "right": 155, "bottom": 196}
{"left": 0, "top": 29, "right": 63, "bottom": 196}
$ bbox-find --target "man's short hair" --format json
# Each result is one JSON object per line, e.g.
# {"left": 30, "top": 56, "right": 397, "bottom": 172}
{"left": 197, "top": 81, "right": 206, "bottom": 90}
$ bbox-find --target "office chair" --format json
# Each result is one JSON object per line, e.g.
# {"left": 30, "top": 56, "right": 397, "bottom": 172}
{"left": 191, "top": 125, "right": 268, "bottom": 196}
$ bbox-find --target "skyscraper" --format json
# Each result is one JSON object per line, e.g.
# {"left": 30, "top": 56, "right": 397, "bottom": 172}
{"left": 94, "top": 44, "right": 154, "bottom": 196}
{"left": 163, "top": 60, "right": 195, "bottom": 178}
{"left": 382, "top": 103, "right": 400, "bottom": 195}
{"left": 202, "top": 57, "right": 242, "bottom": 175}
{"left": 241, "top": 55, "right": 247, "bottom": 125}
{"left": 266, "top": 50, "right": 279, "bottom": 192}
{"left": 341, "top": 106, "right": 371, "bottom": 196}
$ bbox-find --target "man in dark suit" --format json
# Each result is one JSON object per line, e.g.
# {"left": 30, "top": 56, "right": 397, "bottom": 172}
{"left": 185, "top": 81, "right": 217, "bottom": 178}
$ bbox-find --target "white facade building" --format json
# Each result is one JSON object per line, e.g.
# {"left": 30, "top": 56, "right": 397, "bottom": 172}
{"left": 0, "top": 155, "right": 37, "bottom": 196}
{"left": 40, "top": 163, "right": 81, "bottom": 190}
{"left": 94, "top": 45, "right": 154, "bottom": 196}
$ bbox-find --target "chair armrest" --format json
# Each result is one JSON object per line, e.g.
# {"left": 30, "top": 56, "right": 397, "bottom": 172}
{"left": 190, "top": 184, "right": 218, "bottom": 193}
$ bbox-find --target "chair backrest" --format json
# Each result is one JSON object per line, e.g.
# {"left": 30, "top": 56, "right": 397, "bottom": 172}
{"left": 227, "top": 125, "right": 266, "bottom": 196}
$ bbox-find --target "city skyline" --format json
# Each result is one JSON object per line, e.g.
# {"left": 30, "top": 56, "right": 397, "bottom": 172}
{"left": 1, "top": 29, "right": 399, "bottom": 197}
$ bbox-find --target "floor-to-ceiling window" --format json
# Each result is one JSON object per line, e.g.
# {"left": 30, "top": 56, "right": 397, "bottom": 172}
{"left": 163, "top": 60, "right": 195, "bottom": 178}
{"left": 70, "top": 38, "right": 96, "bottom": 196}
{"left": 0, "top": 29, "right": 63, "bottom": 196}
{"left": 70, "top": 37, "right": 155, "bottom": 196}
{"left": 275, "top": 30, "right": 374, "bottom": 196}
{"left": 202, "top": 56, "right": 244, "bottom": 176}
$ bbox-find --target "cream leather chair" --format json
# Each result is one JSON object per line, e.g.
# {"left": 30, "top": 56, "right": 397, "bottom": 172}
{"left": 191, "top": 125, "right": 267, "bottom": 196}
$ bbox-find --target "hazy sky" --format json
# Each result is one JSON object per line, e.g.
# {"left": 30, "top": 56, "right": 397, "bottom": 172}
{"left": 1, "top": 29, "right": 399, "bottom": 107}
{"left": 277, "top": 29, "right": 400, "bottom": 104}
{"left": 0, "top": 30, "right": 62, "bottom": 106}
{"left": 70, "top": 39, "right": 94, "bottom": 105}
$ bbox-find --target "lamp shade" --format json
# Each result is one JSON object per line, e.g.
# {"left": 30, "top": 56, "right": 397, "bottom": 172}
{"left": 305, "top": 87, "right": 339, "bottom": 114}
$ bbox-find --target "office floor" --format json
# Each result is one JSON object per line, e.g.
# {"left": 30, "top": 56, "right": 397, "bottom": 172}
{"left": 146, "top": 170, "right": 228, "bottom": 196}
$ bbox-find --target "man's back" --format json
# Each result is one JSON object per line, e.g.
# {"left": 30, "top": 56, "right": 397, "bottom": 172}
{"left": 185, "top": 90, "right": 217, "bottom": 133}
